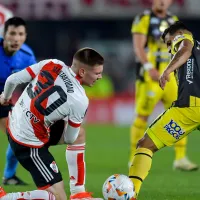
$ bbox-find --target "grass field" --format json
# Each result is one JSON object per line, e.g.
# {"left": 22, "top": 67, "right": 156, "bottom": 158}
{"left": 0, "top": 124, "right": 200, "bottom": 200}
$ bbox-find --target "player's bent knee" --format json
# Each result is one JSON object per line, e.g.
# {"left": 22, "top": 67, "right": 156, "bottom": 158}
{"left": 64, "top": 136, "right": 77, "bottom": 144}
{"left": 136, "top": 133, "right": 158, "bottom": 152}
{"left": 72, "top": 126, "right": 85, "bottom": 144}
{"left": 46, "top": 181, "right": 67, "bottom": 200}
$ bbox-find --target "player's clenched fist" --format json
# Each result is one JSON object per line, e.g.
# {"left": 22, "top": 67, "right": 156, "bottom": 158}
{"left": 0, "top": 93, "right": 11, "bottom": 106}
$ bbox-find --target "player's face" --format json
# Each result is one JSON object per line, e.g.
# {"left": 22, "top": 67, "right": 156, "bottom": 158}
{"left": 3, "top": 25, "right": 27, "bottom": 54}
{"left": 81, "top": 64, "right": 103, "bottom": 87}
{"left": 164, "top": 32, "right": 175, "bottom": 53}
{"left": 153, "top": 0, "right": 173, "bottom": 12}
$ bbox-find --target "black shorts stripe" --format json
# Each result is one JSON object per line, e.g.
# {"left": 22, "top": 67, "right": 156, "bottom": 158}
{"left": 135, "top": 152, "right": 152, "bottom": 159}
{"left": 129, "top": 176, "right": 143, "bottom": 182}
{"left": 149, "top": 108, "right": 169, "bottom": 128}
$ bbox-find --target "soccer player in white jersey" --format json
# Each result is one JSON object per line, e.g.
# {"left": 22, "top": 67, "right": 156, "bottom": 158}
{"left": 0, "top": 47, "right": 104, "bottom": 200}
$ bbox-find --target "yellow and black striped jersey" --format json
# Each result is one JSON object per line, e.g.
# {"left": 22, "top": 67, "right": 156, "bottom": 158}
{"left": 131, "top": 9, "right": 178, "bottom": 81}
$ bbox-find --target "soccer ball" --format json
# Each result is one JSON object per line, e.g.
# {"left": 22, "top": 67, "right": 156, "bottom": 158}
{"left": 102, "top": 174, "right": 136, "bottom": 200}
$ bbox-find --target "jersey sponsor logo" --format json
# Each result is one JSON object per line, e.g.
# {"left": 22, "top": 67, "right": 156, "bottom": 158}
{"left": 19, "top": 99, "right": 40, "bottom": 123}
{"left": 50, "top": 161, "right": 59, "bottom": 173}
{"left": 186, "top": 58, "right": 194, "bottom": 84}
{"left": 164, "top": 119, "right": 185, "bottom": 139}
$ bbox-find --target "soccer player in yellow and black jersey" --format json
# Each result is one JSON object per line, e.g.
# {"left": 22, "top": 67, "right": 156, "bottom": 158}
{"left": 129, "top": 21, "right": 200, "bottom": 199}
{"left": 129, "top": 0, "right": 198, "bottom": 171}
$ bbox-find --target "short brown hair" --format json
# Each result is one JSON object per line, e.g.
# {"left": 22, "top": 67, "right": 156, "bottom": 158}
{"left": 73, "top": 47, "right": 104, "bottom": 66}
{"left": 4, "top": 17, "right": 27, "bottom": 34}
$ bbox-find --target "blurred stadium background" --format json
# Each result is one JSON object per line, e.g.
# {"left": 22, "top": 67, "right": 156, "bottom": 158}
{"left": 1, "top": 0, "right": 200, "bottom": 125}
{"left": 0, "top": 0, "right": 200, "bottom": 199}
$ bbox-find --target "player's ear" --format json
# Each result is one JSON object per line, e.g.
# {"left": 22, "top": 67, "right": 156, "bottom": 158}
{"left": 78, "top": 68, "right": 85, "bottom": 77}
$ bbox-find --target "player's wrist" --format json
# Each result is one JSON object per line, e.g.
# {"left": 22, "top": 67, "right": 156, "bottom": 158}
{"left": 143, "top": 62, "right": 153, "bottom": 71}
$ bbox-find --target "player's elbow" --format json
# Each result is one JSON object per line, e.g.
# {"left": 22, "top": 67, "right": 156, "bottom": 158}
{"left": 5, "top": 74, "right": 16, "bottom": 88}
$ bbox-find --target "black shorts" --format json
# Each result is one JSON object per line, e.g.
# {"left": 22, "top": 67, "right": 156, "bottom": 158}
{"left": 0, "top": 104, "right": 12, "bottom": 118}
{"left": 7, "top": 132, "right": 63, "bottom": 188}
{"left": 46, "top": 120, "right": 65, "bottom": 147}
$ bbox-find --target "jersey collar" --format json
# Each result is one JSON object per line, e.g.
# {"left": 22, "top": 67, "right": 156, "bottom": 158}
{"left": 69, "top": 67, "right": 82, "bottom": 85}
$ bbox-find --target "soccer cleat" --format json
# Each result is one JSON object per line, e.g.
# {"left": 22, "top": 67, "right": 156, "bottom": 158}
{"left": 173, "top": 157, "right": 199, "bottom": 171}
{"left": 70, "top": 192, "right": 103, "bottom": 200}
{"left": 0, "top": 186, "right": 6, "bottom": 198}
{"left": 2, "top": 175, "right": 28, "bottom": 186}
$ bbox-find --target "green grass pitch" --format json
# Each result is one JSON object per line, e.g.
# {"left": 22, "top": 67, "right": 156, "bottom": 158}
{"left": 0, "top": 125, "right": 200, "bottom": 200}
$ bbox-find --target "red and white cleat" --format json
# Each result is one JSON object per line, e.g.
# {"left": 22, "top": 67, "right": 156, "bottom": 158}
{"left": 70, "top": 192, "right": 103, "bottom": 200}
{"left": 0, "top": 186, "right": 6, "bottom": 198}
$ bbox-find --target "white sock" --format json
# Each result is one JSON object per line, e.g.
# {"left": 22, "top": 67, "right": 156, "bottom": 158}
{"left": 1, "top": 190, "right": 56, "bottom": 200}
{"left": 66, "top": 143, "right": 86, "bottom": 195}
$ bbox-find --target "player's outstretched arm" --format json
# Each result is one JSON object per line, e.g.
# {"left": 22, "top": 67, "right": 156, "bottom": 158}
{"left": 159, "top": 39, "right": 193, "bottom": 89}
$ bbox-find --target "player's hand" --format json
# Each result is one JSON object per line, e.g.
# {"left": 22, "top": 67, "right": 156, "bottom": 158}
{"left": 0, "top": 93, "right": 11, "bottom": 106}
{"left": 148, "top": 68, "right": 160, "bottom": 81}
{"left": 159, "top": 70, "right": 170, "bottom": 90}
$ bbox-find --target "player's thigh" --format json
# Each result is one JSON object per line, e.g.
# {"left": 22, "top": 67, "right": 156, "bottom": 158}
{"left": 146, "top": 106, "right": 200, "bottom": 148}
{"left": 7, "top": 134, "right": 63, "bottom": 189}
{"left": 135, "top": 81, "right": 163, "bottom": 116}
{"left": 162, "top": 76, "right": 177, "bottom": 109}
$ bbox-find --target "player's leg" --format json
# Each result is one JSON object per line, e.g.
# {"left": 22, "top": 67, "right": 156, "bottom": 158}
{"left": 129, "top": 106, "right": 200, "bottom": 198}
{"left": 0, "top": 105, "right": 27, "bottom": 185}
{"left": 49, "top": 121, "right": 101, "bottom": 199}
{"left": 0, "top": 186, "right": 56, "bottom": 200}
{"left": 66, "top": 127, "right": 85, "bottom": 194}
{"left": 48, "top": 121, "right": 86, "bottom": 196}
{"left": 129, "top": 133, "right": 160, "bottom": 198}
{"left": 162, "top": 78, "right": 198, "bottom": 171}
{"left": 7, "top": 132, "right": 67, "bottom": 200}
{"left": 129, "top": 81, "right": 162, "bottom": 166}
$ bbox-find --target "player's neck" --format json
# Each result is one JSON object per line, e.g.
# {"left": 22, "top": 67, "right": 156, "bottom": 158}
{"left": 152, "top": 7, "right": 167, "bottom": 18}
{"left": 70, "top": 65, "right": 78, "bottom": 75}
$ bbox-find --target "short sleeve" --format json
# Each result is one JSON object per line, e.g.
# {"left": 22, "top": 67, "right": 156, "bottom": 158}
{"left": 131, "top": 14, "right": 149, "bottom": 35}
{"left": 68, "top": 99, "right": 88, "bottom": 128}
{"left": 171, "top": 33, "right": 194, "bottom": 55}
{"left": 26, "top": 59, "right": 52, "bottom": 79}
